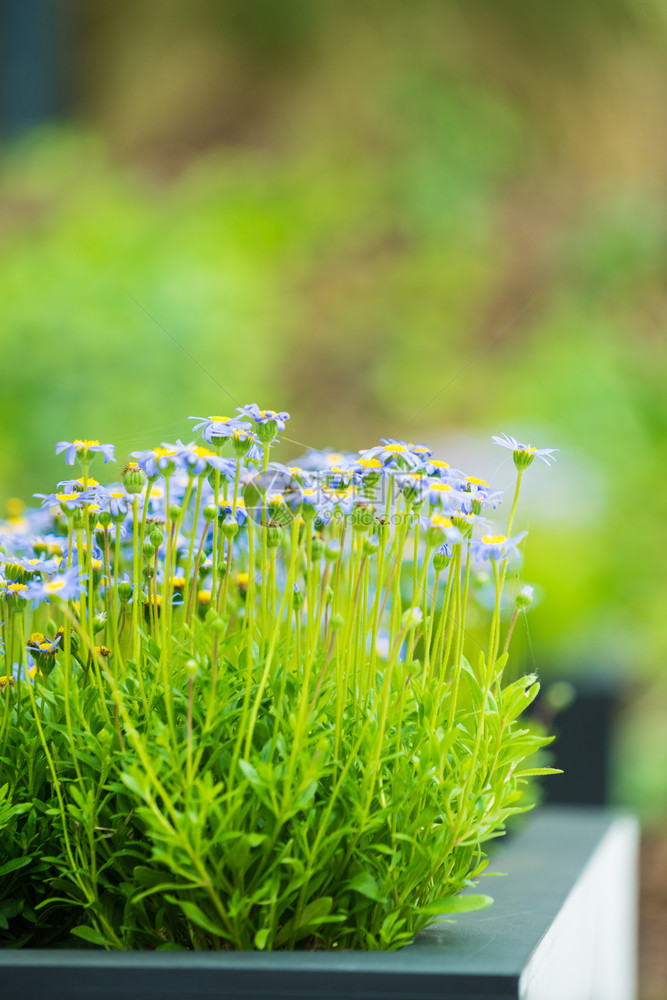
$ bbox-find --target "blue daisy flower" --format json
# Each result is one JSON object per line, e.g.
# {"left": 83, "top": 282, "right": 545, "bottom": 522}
{"left": 492, "top": 433, "right": 558, "bottom": 469}
{"left": 90, "top": 486, "right": 131, "bottom": 520}
{"left": 236, "top": 404, "right": 290, "bottom": 430}
{"left": 427, "top": 479, "right": 465, "bottom": 512}
{"left": 173, "top": 441, "right": 237, "bottom": 478}
{"left": 34, "top": 490, "right": 96, "bottom": 511}
{"left": 0, "top": 552, "right": 60, "bottom": 576}
{"left": 470, "top": 531, "right": 528, "bottom": 563}
{"left": 130, "top": 445, "right": 182, "bottom": 479}
{"left": 56, "top": 440, "right": 116, "bottom": 465}
{"left": 358, "top": 439, "right": 423, "bottom": 470}
{"left": 189, "top": 415, "right": 252, "bottom": 446}
{"left": 294, "top": 449, "right": 356, "bottom": 471}
{"left": 218, "top": 499, "right": 248, "bottom": 526}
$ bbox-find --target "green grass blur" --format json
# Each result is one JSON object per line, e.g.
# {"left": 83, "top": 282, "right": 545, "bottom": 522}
{"left": 2, "top": 0, "right": 667, "bottom": 817}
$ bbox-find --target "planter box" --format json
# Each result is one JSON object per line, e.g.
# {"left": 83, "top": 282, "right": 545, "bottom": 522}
{"left": 0, "top": 807, "right": 637, "bottom": 1000}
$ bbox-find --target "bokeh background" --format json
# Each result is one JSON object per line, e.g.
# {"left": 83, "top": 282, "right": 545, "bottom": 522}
{"left": 2, "top": 4, "right": 667, "bottom": 973}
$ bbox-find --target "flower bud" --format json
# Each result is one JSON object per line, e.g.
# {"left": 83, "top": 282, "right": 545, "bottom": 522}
{"left": 363, "top": 534, "right": 380, "bottom": 556}
{"left": 210, "top": 616, "right": 227, "bottom": 635}
{"left": 149, "top": 529, "right": 164, "bottom": 549}
{"left": 433, "top": 547, "right": 451, "bottom": 572}
{"left": 143, "top": 540, "right": 155, "bottom": 559}
{"left": 93, "top": 614, "right": 107, "bottom": 634}
{"left": 266, "top": 522, "right": 282, "bottom": 548}
{"left": 310, "top": 534, "right": 325, "bottom": 560}
{"left": 169, "top": 505, "right": 181, "bottom": 520}
{"left": 325, "top": 539, "right": 341, "bottom": 562}
{"left": 72, "top": 508, "right": 86, "bottom": 531}
{"left": 221, "top": 514, "right": 239, "bottom": 539}
{"left": 329, "top": 612, "right": 344, "bottom": 630}
{"left": 185, "top": 658, "right": 199, "bottom": 679}
{"left": 118, "top": 581, "right": 133, "bottom": 602}
{"left": 122, "top": 463, "right": 146, "bottom": 494}
{"left": 203, "top": 504, "right": 217, "bottom": 522}
{"left": 515, "top": 585, "right": 534, "bottom": 610}
{"left": 292, "top": 585, "right": 305, "bottom": 610}
{"left": 98, "top": 511, "right": 112, "bottom": 529}
{"left": 401, "top": 607, "right": 423, "bottom": 630}
{"left": 375, "top": 518, "right": 390, "bottom": 545}
{"left": 350, "top": 502, "right": 375, "bottom": 533}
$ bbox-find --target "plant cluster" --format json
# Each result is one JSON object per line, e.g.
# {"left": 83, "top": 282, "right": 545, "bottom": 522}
{"left": 0, "top": 407, "right": 556, "bottom": 950}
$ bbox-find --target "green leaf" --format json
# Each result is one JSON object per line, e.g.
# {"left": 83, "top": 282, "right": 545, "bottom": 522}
{"left": 275, "top": 896, "right": 341, "bottom": 946}
{"left": 515, "top": 767, "right": 563, "bottom": 777}
{"left": 347, "top": 872, "right": 386, "bottom": 903}
{"left": 418, "top": 893, "right": 493, "bottom": 915}
{"left": 0, "top": 856, "right": 32, "bottom": 877}
{"left": 166, "top": 896, "right": 227, "bottom": 939}
{"left": 254, "top": 928, "right": 270, "bottom": 950}
{"left": 70, "top": 925, "right": 108, "bottom": 947}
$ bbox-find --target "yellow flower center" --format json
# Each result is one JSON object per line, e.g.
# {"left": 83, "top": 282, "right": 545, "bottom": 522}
{"left": 431, "top": 482, "right": 452, "bottom": 492}
{"left": 430, "top": 459, "right": 450, "bottom": 469}
{"left": 466, "top": 477, "right": 487, "bottom": 487}
{"left": 482, "top": 534, "right": 507, "bottom": 544}
{"left": 73, "top": 439, "right": 100, "bottom": 448}
{"left": 45, "top": 579, "right": 66, "bottom": 593}
{"left": 359, "top": 458, "right": 381, "bottom": 469}
{"left": 153, "top": 447, "right": 177, "bottom": 458}
{"left": 384, "top": 444, "right": 407, "bottom": 453}
{"left": 431, "top": 515, "right": 453, "bottom": 529}
{"left": 209, "top": 416, "right": 230, "bottom": 423}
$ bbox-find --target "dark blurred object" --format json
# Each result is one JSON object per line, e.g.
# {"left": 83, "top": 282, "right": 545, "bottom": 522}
{"left": 534, "top": 671, "right": 625, "bottom": 806}
{"left": 0, "top": 0, "right": 67, "bottom": 136}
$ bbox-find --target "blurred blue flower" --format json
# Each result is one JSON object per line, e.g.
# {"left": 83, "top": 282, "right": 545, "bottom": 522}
{"left": 25, "top": 566, "right": 87, "bottom": 605}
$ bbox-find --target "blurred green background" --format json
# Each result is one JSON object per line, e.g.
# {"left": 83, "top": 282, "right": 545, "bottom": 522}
{"left": 2, "top": 0, "right": 667, "bottom": 818}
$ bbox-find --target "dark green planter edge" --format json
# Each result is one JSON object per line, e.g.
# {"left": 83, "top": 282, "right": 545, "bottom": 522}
{"left": 0, "top": 806, "right": 638, "bottom": 1000}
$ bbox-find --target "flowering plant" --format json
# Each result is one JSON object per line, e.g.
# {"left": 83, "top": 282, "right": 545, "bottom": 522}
{"left": 0, "top": 407, "right": 557, "bottom": 951}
